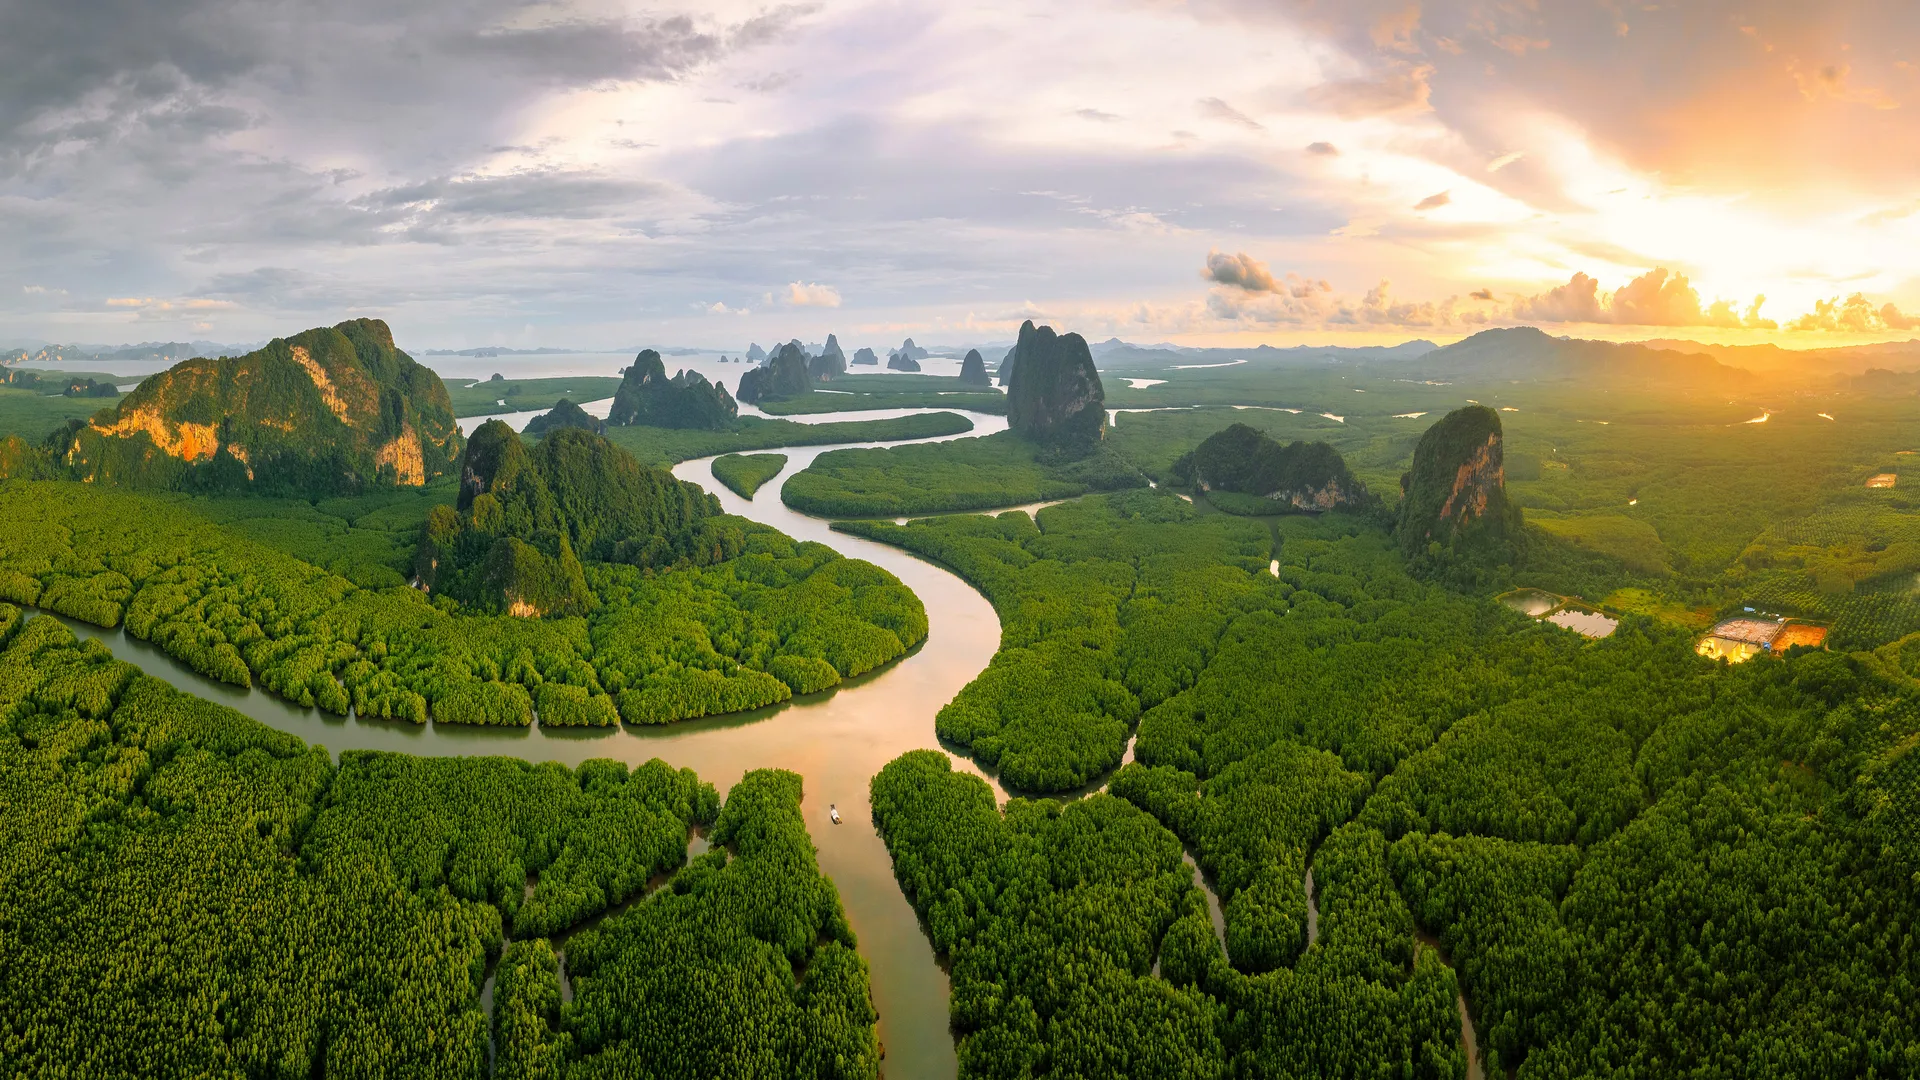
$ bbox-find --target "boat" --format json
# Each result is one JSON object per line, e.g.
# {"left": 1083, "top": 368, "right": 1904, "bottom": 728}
{"left": 829, "top": 804, "right": 842, "bottom": 825}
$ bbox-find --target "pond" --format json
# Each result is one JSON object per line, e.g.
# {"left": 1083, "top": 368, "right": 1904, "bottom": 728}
{"left": 1499, "top": 588, "right": 1561, "bottom": 618}
{"left": 1547, "top": 607, "right": 1619, "bottom": 638}
{"left": 1499, "top": 588, "right": 1619, "bottom": 638}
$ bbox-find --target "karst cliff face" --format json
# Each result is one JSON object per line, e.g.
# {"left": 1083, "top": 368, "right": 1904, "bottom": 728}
{"left": 608, "top": 349, "right": 737, "bottom": 429}
{"left": 958, "top": 349, "right": 991, "bottom": 386}
{"left": 811, "top": 334, "right": 848, "bottom": 381}
{"left": 1397, "top": 404, "right": 1521, "bottom": 566}
{"left": 62, "top": 318, "right": 460, "bottom": 492}
{"left": 1005, "top": 320, "right": 1105, "bottom": 445}
{"left": 737, "top": 343, "right": 813, "bottom": 403}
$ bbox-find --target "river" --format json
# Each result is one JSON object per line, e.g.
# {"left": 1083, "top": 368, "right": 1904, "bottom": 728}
{"left": 38, "top": 396, "right": 1459, "bottom": 1076}
{"left": 50, "top": 405, "right": 1017, "bottom": 1079}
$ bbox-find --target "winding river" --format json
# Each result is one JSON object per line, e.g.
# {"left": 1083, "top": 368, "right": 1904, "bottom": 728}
{"left": 53, "top": 404, "right": 1019, "bottom": 1079}
{"left": 39, "top": 397, "right": 1460, "bottom": 1076}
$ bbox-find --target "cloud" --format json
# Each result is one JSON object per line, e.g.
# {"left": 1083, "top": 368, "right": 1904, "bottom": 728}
{"left": 1469, "top": 287, "right": 1494, "bottom": 301}
{"left": 1075, "top": 108, "right": 1122, "bottom": 122}
{"left": 707, "top": 301, "right": 749, "bottom": 315}
{"left": 1788, "top": 294, "right": 1919, "bottom": 333}
{"left": 101, "top": 296, "right": 237, "bottom": 321}
{"left": 1201, "top": 251, "right": 1338, "bottom": 323}
{"left": 1490, "top": 35, "right": 1550, "bottom": 57}
{"left": 1370, "top": 6, "right": 1422, "bottom": 54}
{"left": 1609, "top": 267, "right": 1724, "bottom": 326}
{"left": 739, "top": 70, "right": 799, "bottom": 93}
{"left": 1413, "top": 191, "right": 1451, "bottom": 211}
{"left": 356, "top": 170, "right": 670, "bottom": 223}
{"left": 1486, "top": 151, "right": 1524, "bottom": 172}
{"left": 1197, "top": 97, "right": 1264, "bottom": 130}
{"left": 1203, "top": 250, "right": 1280, "bottom": 292}
{"left": 1787, "top": 60, "right": 1897, "bottom": 109}
{"left": 1302, "top": 63, "right": 1433, "bottom": 118}
{"left": 784, "top": 281, "right": 841, "bottom": 308}
{"left": 1341, "top": 281, "right": 1493, "bottom": 328}
{"left": 1511, "top": 268, "right": 1777, "bottom": 328}
{"left": 1512, "top": 272, "right": 1607, "bottom": 323}
{"left": 1206, "top": 282, "right": 1333, "bottom": 325}
{"left": 447, "top": 17, "right": 727, "bottom": 85}
{"left": 1305, "top": 141, "right": 1339, "bottom": 155}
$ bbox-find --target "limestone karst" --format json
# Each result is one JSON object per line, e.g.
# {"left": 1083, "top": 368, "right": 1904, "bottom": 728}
{"left": 1004, "top": 320, "right": 1104, "bottom": 445}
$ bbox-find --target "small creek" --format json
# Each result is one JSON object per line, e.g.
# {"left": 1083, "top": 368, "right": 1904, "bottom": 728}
{"left": 1413, "top": 928, "right": 1487, "bottom": 1080}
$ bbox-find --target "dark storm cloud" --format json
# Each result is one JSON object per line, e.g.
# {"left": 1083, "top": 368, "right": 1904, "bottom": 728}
{"left": 0, "top": 0, "right": 790, "bottom": 168}
{"left": 0, "top": 0, "right": 263, "bottom": 148}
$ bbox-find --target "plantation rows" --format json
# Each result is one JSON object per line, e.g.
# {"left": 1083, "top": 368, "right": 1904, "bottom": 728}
{"left": 1741, "top": 576, "right": 1920, "bottom": 651}
{"left": 0, "top": 607, "right": 876, "bottom": 1077}
{"left": 860, "top": 498, "right": 1920, "bottom": 1077}
{"left": 0, "top": 480, "right": 925, "bottom": 727}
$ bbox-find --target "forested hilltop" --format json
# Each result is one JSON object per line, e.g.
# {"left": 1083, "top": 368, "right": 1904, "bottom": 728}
{"left": 0, "top": 608, "right": 877, "bottom": 1077}
{"left": 857, "top": 494, "right": 1920, "bottom": 1078}
{"left": 10, "top": 318, "right": 464, "bottom": 493}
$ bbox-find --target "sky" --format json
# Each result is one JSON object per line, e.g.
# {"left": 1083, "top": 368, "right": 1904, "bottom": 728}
{"left": 3, "top": 0, "right": 1918, "bottom": 352}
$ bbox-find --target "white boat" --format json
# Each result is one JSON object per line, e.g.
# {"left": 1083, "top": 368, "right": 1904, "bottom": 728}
{"left": 829, "top": 804, "right": 842, "bottom": 825}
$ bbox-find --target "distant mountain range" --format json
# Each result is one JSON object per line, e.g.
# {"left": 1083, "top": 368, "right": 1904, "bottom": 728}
{"left": 1638, "top": 337, "right": 1920, "bottom": 376}
{"left": 1092, "top": 339, "right": 1440, "bottom": 368}
{"left": 1, "top": 340, "right": 263, "bottom": 369}
{"left": 17, "top": 328, "right": 1917, "bottom": 388}
{"left": 419, "top": 346, "right": 583, "bottom": 357}
{"left": 1409, "top": 327, "right": 1736, "bottom": 386}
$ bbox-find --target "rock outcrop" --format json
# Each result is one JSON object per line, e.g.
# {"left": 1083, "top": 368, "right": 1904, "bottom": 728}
{"left": 62, "top": 378, "right": 119, "bottom": 399}
{"left": 851, "top": 347, "right": 879, "bottom": 366}
{"left": 736, "top": 342, "right": 813, "bottom": 403}
{"left": 418, "top": 421, "right": 730, "bottom": 617}
{"left": 886, "top": 351, "right": 922, "bottom": 372}
{"left": 746, "top": 342, "right": 768, "bottom": 363}
{"left": 524, "top": 398, "right": 605, "bottom": 437}
{"left": 1397, "top": 404, "right": 1522, "bottom": 569}
{"left": 61, "top": 318, "right": 461, "bottom": 493}
{"left": 958, "top": 349, "right": 991, "bottom": 386}
{"left": 996, "top": 345, "right": 1017, "bottom": 386}
{"left": 1174, "top": 424, "right": 1373, "bottom": 511}
{"left": 1005, "top": 321, "right": 1104, "bottom": 445}
{"left": 895, "top": 337, "right": 929, "bottom": 361}
{"left": 607, "top": 349, "right": 737, "bottom": 429}
{"left": 810, "top": 334, "right": 847, "bottom": 381}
